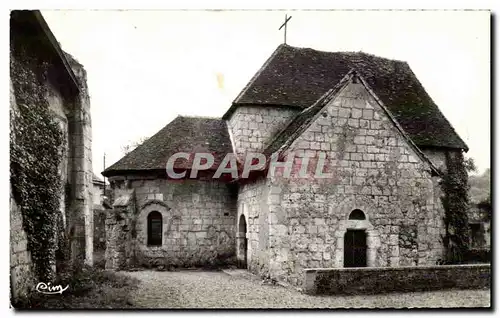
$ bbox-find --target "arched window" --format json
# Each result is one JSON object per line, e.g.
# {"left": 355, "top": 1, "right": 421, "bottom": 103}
{"left": 147, "top": 211, "right": 163, "bottom": 246}
{"left": 239, "top": 214, "right": 247, "bottom": 234}
{"left": 349, "top": 209, "right": 366, "bottom": 220}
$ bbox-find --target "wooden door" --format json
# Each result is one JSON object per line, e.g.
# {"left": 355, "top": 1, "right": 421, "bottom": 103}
{"left": 344, "top": 230, "right": 367, "bottom": 267}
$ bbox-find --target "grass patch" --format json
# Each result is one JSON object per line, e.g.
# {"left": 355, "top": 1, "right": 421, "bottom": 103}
{"left": 12, "top": 267, "right": 139, "bottom": 309}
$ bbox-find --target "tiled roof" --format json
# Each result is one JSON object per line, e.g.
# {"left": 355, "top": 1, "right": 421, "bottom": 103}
{"left": 92, "top": 173, "right": 105, "bottom": 184}
{"left": 227, "top": 44, "right": 468, "bottom": 151}
{"left": 102, "top": 116, "right": 233, "bottom": 177}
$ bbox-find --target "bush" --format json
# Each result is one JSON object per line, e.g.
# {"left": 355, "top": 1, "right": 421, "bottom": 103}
{"left": 438, "top": 249, "right": 491, "bottom": 265}
{"left": 463, "top": 249, "right": 491, "bottom": 264}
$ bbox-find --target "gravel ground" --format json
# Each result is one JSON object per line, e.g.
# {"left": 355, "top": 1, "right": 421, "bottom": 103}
{"left": 122, "top": 270, "right": 490, "bottom": 309}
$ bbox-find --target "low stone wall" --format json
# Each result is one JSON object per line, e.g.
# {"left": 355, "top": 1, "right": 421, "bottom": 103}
{"left": 105, "top": 201, "right": 135, "bottom": 270}
{"left": 304, "top": 264, "right": 490, "bottom": 295}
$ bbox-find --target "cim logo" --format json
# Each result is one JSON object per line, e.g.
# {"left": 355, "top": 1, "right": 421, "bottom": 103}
{"left": 35, "top": 282, "right": 69, "bottom": 295}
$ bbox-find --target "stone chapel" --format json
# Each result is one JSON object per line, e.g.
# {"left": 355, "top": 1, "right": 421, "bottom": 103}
{"left": 102, "top": 44, "right": 469, "bottom": 287}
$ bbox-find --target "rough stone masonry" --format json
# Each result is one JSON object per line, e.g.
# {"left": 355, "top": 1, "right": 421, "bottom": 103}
{"left": 247, "top": 78, "right": 446, "bottom": 286}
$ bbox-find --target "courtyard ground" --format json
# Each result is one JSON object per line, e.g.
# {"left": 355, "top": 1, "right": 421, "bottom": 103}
{"left": 122, "top": 269, "right": 490, "bottom": 309}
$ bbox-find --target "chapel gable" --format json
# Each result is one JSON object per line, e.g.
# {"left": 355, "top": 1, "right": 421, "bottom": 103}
{"left": 285, "top": 73, "right": 439, "bottom": 181}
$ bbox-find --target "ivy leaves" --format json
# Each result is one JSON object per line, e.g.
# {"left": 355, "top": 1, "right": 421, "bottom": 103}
{"left": 10, "top": 46, "right": 64, "bottom": 281}
{"left": 441, "top": 151, "right": 471, "bottom": 264}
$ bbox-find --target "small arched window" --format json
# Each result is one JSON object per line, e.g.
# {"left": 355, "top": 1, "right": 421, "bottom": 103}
{"left": 239, "top": 214, "right": 247, "bottom": 234}
{"left": 147, "top": 211, "right": 163, "bottom": 246}
{"left": 349, "top": 209, "right": 366, "bottom": 220}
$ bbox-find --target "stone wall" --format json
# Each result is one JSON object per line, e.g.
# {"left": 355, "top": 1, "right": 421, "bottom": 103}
{"left": 10, "top": 56, "right": 93, "bottom": 297}
{"left": 105, "top": 190, "right": 135, "bottom": 270}
{"left": 304, "top": 264, "right": 491, "bottom": 295}
{"left": 237, "top": 178, "right": 271, "bottom": 275}
{"left": 423, "top": 147, "right": 491, "bottom": 252}
{"left": 92, "top": 181, "right": 106, "bottom": 253}
{"left": 258, "top": 79, "right": 445, "bottom": 286}
{"left": 65, "top": 57, "right": 94, "bottom": 267}
{"left": 93, "top": 209, "right": 107, "bottom": 250}
{"left": 468, "top": 204, "right": 491, "bottom": 250}
{"left": 40, "top": 55, "right": 94, "bottom": 270}
{"left": 10, "top": 192, "right": 35, "bottom": 301}
{"left": 46, "top": 81, "right": 70, "bottom": 236}
{"left": 10, "top": 80, "right": 35, "bottom": 300}
{"left": 10, "top": 15, "right": 93, "bottom": 304}
{"left": 421, "top": 148, "right": 448, "bottom": 172}
{"left": 92, "top": 182, "right": 105, "bottom": 207}
{"left": 106, "top": 178, "right": 237, "bottom": 269}
{"left": 227, "top": 106, "right": 298, "bottom": 158}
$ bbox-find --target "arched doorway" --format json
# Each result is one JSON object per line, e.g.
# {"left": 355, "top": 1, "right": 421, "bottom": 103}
{"left": 333, "top": 201, "right": 381, "bottom": 267}
{"left": 237, "top": 214, "right": 247, "bottom": 268}
{"left": 343, "top": 209, "right": 368, "bottom": 267}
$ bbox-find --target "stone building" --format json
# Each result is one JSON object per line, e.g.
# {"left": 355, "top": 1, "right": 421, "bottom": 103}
{"left": 92, "top": 173, "right": 107, "bottom": 207}
{"left": 92, "top": 173, "right": 109, "bottom": 252}
{"left": 468, "top": 203, "right": 491, "bottom": 252}
{"left": 102, "top": 44, "right": 468, "bottom": 286}
{"left": 468, "top": 169, "right": 491, "bottom": 253}
{"left": 10, "top": 11, "right": 93, "bottom": 300}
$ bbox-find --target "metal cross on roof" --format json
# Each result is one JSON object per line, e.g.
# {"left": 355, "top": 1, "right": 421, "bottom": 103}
{"left": 279, "top": 14, "right": 292, "bottom": 44}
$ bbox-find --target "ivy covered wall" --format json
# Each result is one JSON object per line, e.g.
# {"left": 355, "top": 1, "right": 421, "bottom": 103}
{"left": 10, "top": 44, "right": 64, "bottom": 282}
{"left": 441, "top": 151, "right": 472, "bottom": 263}
{"left": 10, "top": 11, "right": 94, "bottom": 303}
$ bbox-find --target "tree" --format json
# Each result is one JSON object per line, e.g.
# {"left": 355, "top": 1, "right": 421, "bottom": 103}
{"left": 469, "top": 167, "right": 490, "bottom": 204}
{"left": 121, "top": 136, "right": 149, "bottom": 155}
{"left": 478, "top": 192, "right": 492, "bottom": 220}
{"left": 464, "top": 157, "right": 477, "bottom": 174}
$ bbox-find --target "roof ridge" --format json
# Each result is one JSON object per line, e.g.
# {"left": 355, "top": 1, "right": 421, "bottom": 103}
{"left": 177, "top": 115, "right": 223, "bottom": 120}
{"left": 284, "top": 44, "right": 408, "bottom": 63}
{"left": 225, "top": 43, "right": 468, "bottom": 150}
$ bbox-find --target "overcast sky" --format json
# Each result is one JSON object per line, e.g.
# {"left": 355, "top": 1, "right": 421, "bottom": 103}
{"left": 41, "top": 10, "right": 490, "bottom": 176}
